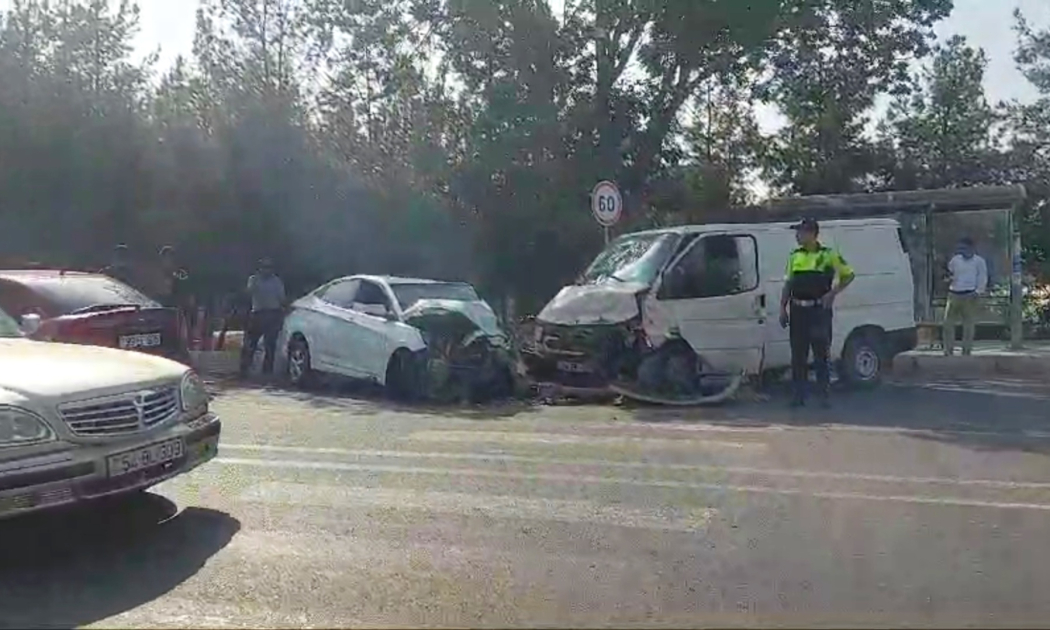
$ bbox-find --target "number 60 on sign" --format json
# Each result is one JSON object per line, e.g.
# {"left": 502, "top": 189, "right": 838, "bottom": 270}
{"left": 591, "top": 180, "right": 622, "bottom": 227}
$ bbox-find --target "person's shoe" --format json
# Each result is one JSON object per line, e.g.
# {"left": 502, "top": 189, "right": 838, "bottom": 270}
{"left": 789, "top": 395, "right": 805, "bottom": 408}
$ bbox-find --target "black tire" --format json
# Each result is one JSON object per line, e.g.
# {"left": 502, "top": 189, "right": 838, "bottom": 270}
{"left": 840, "top": 330, "right": 886, "bottom": 388}
{"left": 286, "top": 337, "right": 316, "bottom": 389}
{"left": 385, "top": 350, "right": 418, "bottom": 401}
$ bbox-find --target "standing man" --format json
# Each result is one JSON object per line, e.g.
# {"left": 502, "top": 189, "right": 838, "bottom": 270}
{"left": 779, "top": 218, "right": 855, "bottom": 408}
{"left": 100, "top": 244, "right": 136, "bottom": 287}
{"left": 156, "top": 246, "right": 194, "bottom": 347}
{"left": 943, "top": 236, "right": 987, "bottom": 356}
{"left": 240, "top": 257, "right": 287, "bottom": 378}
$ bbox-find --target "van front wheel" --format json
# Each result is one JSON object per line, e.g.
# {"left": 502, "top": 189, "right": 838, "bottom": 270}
{"left": 840, "top": 331, "right": 886, "bottom": 388}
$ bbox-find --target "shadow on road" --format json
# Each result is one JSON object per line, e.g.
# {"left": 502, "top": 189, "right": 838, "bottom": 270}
{"left": 632, "top": 378, "right": 1050, "bottom": 454}
{"left": 211, "top": 375, "right": 536, "bottom": 420}
{"left": 0, "top": 492, "right": 240, "bottom": 629}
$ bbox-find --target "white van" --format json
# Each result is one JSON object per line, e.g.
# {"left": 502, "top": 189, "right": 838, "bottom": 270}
{"left": 522, "top": 218, "right": 917, "bottom": 397}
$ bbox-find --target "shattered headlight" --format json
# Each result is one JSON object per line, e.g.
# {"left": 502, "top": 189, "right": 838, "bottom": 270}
{"left": 0, "top": 407, "right": 55, "bottom": 446}
{"left": 180, "top": 371, "right": 210, "bottom": 414}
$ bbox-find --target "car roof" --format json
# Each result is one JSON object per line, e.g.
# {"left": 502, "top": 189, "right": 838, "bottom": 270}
{"left": 343, "top": 275, "right": 469, "bottom": 286}
{"left": 0, "top": 269, "right": 102, "bottom": 282}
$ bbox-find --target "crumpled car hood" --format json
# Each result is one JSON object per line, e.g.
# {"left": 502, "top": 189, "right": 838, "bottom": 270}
{"left": 537, "top": 281, "right": 649, "bottom": 326}
{"left": 402, "top": 299, "right": 506, "bottom": 341}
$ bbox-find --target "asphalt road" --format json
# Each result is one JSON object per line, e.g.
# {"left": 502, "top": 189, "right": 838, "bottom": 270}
{"left": 4, "top": 378, "right": 1050, "bottom": 628}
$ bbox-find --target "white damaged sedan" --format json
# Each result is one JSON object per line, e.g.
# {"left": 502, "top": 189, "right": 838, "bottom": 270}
{"left": 0, "top": 307, "right": 220, "bottom": 519}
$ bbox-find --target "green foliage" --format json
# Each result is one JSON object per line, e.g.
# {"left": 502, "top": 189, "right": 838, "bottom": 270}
{"left": 6, "top": 0, "right": 1050, "bottom": 313}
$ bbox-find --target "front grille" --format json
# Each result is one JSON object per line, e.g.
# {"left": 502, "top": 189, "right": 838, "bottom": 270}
{"left": 541, "top": 325, "right": 625, "bottom": 355}
{"left": 58, "top": 387, "right": 179, "bottom": 437}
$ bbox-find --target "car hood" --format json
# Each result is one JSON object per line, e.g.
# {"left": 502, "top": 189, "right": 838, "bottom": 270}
{"left": 536, "top": 281, "right": 649, "bottom": 326}
{"left": 0, "top": 338, "right": 187, "bottom": 399}
{"left": 402, "top": 299, "right": 505, "bottom": 340}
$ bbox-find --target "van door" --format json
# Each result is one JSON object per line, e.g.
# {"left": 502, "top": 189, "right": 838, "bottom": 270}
{"left": 648, "top": 233, "right": 766, "bottom": 373}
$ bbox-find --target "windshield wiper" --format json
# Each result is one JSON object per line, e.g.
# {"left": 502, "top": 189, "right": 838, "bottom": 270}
{"left": 70, "top": 303, "right": 142, "bottom": 315}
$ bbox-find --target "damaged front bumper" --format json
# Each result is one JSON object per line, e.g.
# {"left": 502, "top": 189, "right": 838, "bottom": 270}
{"left": 403, "top": 301, "right": 519, "bottom": 402}
{"left": 521, "top": 321, "right": 638, "bottom": 392}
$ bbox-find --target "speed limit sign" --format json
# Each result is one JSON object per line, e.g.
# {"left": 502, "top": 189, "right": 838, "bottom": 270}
{"left": 591, "top": 180, "right": 622, "bottom": 227}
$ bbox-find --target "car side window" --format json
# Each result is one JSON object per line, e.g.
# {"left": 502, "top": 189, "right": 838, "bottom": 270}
{"left": 659, "top": 234, "right": 759, "bottom": 300}
{"left": 353, "top": 281, "right": 393, "bottom": 311}
{"left": 318, "top": 279, "right": 359, "bottom": 309}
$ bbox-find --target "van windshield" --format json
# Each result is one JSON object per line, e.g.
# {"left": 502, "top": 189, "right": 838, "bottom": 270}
{"left": 578, "top": 232, "right": 680, "bottom": 286}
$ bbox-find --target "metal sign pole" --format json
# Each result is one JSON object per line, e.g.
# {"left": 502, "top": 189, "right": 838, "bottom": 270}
{"left": 603, "top": 226, "right": 609, "bottom": 245}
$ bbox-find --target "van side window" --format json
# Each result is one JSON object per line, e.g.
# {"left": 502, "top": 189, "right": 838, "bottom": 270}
{"left": 660, "top": 234, "right": 759, "bottom": 300}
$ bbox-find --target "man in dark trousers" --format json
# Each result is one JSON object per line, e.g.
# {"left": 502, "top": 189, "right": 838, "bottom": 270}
{"left": 779, "top": 218, "right": 855, "bottom": 408}
{"left": 240, "top": 258, "right": 287, "bottom": 378}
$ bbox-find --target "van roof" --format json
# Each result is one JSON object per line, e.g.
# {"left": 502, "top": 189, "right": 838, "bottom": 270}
{"left": 627, "top": 217, "right": 901, "bottom": 239}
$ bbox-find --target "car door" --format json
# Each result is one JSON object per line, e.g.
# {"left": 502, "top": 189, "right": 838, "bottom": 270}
{"left": 309, "top": 279, "right": 366, "bottom": 376}
{"left": 649, "top": 232, "right": 766, "bottom": 374}
{"left": 347, "top": 280, "right": 402, "bottom": 380}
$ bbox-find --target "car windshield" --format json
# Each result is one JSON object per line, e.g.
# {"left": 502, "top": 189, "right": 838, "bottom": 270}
{"left": 0, "top": 307, "right": 23, "bottom": 338}
{"left": 25, "top": 276, "right": 159, "bottom": 315}
{"left": 578, "top": 232, "right": 681, "bottom": 286}
{"left": 391, "top": 282, "right": 480, "bottom": 311}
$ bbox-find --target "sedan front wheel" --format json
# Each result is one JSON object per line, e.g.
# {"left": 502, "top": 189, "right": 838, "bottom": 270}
{"left": 287, "top": 338, "right": 316, "bottom": 389}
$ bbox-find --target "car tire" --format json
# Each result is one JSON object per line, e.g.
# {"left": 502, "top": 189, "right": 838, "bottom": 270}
{"left": 840, "top": 330, "right": 886, "bottom": 388}
{"left": 287, "top": 338, "right": 316, "bottom": 389}
{"left": 385, "top": 350, "right": 418, "bottom": 401}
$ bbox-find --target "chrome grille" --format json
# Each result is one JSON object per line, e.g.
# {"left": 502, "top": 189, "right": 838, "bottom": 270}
{"left": 58, "top": 387, "right": 179, "bottom": 437}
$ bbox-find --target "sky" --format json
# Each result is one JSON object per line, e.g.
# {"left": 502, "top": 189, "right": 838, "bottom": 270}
{"left": 3, "top": 0, "right": 1050, "bottom": 114}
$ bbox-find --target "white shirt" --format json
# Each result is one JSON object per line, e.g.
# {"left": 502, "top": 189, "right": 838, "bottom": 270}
{"left": 947, "top": 253, "right": 988, "bottom": 294}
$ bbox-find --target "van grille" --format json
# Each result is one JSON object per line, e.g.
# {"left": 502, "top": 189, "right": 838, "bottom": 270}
{"left": 58, "top": 387, "right": 179, "bottom": 437}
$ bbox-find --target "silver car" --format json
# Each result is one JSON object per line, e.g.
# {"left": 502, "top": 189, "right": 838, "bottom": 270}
{"left": 0, "top": 306, "right": 220, "bottom": 520}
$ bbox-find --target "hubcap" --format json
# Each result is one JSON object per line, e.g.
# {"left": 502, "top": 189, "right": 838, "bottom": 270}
{"left": 289, "top": 348, "right": 306, "bottom": 381}
{"left": 854, "top": 346, "right": 879, "bottom": 380}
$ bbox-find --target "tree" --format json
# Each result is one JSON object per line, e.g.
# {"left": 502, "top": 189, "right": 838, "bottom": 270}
{"left": 881, "top": 35, "right": 1000, "bottom": 190}
{"left": 681, "top": 77, "right": 762, "bottom": 212}
{"left": 759, "top": 0, "right": 953, "bottom": 195}
{"left": 1007, "top": 9, "right": 1050, "bottom": 278}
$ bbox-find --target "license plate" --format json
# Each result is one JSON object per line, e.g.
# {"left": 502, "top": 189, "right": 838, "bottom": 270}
{"left": 119, "top": 332, "right": 161, "bottom": 349}
{"left": 557, "top": 360, "right": 592, "bottom": 374}
{"left": 107, "top": 439, "right": 185, "bottom": 478}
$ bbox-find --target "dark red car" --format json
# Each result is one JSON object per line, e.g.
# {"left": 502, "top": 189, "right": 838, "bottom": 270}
{"left": 0, "top": 269, "right": 190, "bottom": 363}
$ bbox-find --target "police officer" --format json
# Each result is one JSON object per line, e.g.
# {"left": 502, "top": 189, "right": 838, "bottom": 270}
{"left": 778, "top": 218, "right": 855, "bottom": 408}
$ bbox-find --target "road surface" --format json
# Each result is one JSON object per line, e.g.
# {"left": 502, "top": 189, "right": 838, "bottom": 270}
{"left": 3, "top": 378, "right": 1050, "bottom": 628}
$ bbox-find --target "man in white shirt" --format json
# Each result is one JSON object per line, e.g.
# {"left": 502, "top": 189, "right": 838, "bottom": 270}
{"left": 943, "top": 237, "right": 988, "bottom": 356}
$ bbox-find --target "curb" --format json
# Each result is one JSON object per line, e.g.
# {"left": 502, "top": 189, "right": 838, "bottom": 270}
{"left": 893, "top": 353, "right": 1050, "bottom": 380}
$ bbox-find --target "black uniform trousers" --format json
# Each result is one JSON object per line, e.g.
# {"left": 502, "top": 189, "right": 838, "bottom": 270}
{"left": 789, "top": 303, "right": 832, "bottom": 398}
{"left": 240, "top": 309, "right": 284, "bottom": 375}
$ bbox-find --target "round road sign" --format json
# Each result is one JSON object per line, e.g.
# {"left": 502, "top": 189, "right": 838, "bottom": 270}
{"left": 591, "top": 180, "right": 622, "bottom": 227}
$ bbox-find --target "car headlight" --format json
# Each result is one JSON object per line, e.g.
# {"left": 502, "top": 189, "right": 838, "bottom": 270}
{"left": 180, "top": 371, "right": 209, "bottom": 413}
{"left": 0, "top": 406, "right": 55, "bottom": 446}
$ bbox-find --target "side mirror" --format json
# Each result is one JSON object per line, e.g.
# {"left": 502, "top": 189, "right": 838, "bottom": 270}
{"left": 20, "top": 313, "right": 41, "bottom": 335}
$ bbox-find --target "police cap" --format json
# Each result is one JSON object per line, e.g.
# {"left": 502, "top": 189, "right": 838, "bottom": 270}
{"left": 790, "top": 217, "right": 819, "bottom": 234}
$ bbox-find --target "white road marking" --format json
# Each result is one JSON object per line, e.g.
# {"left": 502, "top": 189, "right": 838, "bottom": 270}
{"left": 218, "top": 443, "right": 1050, "bottom": 490}
{"left": 238, "top": 482, "right": 717, "bottom": 532}
{"left": 214, "top": 456, "right": 1050, "bottom": 511}
{"left": 402, "top": 430, "right": 767, "bottom": 450}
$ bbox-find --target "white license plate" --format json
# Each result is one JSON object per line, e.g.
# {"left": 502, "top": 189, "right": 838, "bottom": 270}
{"left": 557, "top": 360, "right": 592, "bottom": 374}
{"left": 107, "top": 439, "right": 185, "bottom": 478}
{"left": 119, "top": 332, "right": 161, "bottom": 349}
